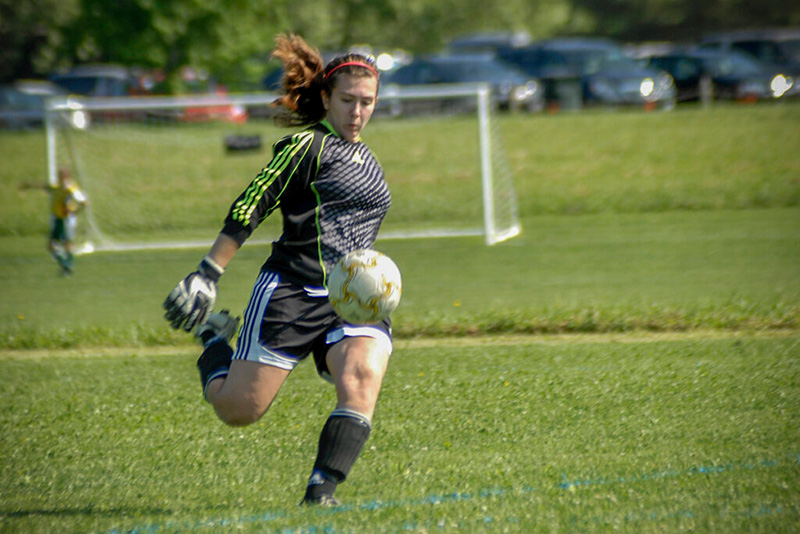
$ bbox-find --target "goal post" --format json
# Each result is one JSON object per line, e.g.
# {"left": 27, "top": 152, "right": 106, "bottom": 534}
{"left": 377, "top": 82, "right": 521, "bottom": 245}
{"left": 45, "top": 85, "right": 520, "bottom": 252}
{"left": 475, "top": 84, "right": 521, "bottom": 245}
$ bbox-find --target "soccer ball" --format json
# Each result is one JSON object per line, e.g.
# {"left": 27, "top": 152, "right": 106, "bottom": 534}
{"left": 328, "top": 249, "right": 402, "bottom": 324}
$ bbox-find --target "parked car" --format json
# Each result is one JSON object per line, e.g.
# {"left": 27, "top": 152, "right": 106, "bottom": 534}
{"left": 699, "top": 28, "right": 800, "bottom": 74}
{"left": 0, "top": 79, "right": 87, "bottom": 130}
{"left": 180, "top": 87, "right": 248, "bottom": 124}
{"left": 498, "top": 37, "right": 676, "bottom": 110}
{"left": 381, "top": 53, "right": 544, "bottom": 116}
{"left": 642, "top": 48, "right": 795, "bottom": 102}
{"left": 50, "top": 64, "right": 144, "bottom": 97}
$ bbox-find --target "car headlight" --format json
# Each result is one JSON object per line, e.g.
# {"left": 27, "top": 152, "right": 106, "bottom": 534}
{"left": 644, "top": 73, "right": 676, "bottom": 102}
{"left": 770, "top": 74, "right": 792, "bottom": 98}
{"left": 639, "top": 77, "right": 655, "bottom": 97}
{"left": 512, "top": 81, "right": 539, "bottom": 101}
{"left": 70, "top": 110, "right": 89, "bottom": 130}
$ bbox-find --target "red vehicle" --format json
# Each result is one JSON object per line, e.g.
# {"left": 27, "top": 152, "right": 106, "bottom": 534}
{"left": 181, "top": 88, "right": 248, "bottom": 124}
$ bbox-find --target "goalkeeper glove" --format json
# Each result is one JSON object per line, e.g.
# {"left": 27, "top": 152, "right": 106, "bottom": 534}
{"left": 163, "top": 256, "right": 224, "bottom": 332}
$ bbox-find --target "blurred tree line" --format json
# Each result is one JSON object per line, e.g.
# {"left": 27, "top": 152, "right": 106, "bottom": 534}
{"left": 2, "top": 0, "right": 798, "bottom": 88}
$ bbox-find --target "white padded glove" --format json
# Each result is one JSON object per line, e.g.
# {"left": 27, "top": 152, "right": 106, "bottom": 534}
{"left": 163, "top": 256, "right": 224, "bottom": 332}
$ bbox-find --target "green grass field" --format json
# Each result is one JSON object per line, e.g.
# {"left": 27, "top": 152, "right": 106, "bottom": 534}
{"left": 2, "top": 335, "right": 798, "bottom": 532}
{"left": 1, "top": 208, "right": 798, "bottom": 349}
{"left": 1, "top": 103, "right": 799, "bottom": 532}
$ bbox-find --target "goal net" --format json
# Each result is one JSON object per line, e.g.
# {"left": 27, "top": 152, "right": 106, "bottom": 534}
{"left": 45, "top": 85, "right": 520, "bottom": 253}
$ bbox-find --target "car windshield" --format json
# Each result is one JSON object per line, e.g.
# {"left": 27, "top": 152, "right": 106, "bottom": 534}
{"left": 649, "top": 57, "right": 701, "bottom": 81}
{"left": 53, "top": 76, "right": 100, "bottom": 95}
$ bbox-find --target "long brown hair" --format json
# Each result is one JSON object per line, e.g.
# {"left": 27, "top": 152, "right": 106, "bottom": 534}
{"left": 271, "top": 33, "right": 379, "bottom": 127}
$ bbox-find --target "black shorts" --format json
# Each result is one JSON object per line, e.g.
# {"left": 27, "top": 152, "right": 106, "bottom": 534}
{"left": 232, "top": 270, "right": 393, "bottom": 381}
{"left": 49, "top": 215, "right": 75, "bottom": 242}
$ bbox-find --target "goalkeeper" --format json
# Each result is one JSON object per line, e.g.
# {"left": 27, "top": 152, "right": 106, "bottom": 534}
{"left": 164, "top": 34, "right": 392, "bottom": 507}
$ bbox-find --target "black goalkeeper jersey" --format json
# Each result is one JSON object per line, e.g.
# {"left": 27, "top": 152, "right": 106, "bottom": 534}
{"left": 220, "top": 120, "right": 391, "bottom": 288}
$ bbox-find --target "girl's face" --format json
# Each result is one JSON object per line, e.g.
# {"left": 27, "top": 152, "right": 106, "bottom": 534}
{"left": 322, "top": 74, "right": 379, "bottom": 142}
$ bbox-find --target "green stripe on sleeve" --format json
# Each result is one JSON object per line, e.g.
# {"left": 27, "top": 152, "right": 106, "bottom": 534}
{"left": 231, "top": 131, "right": 313, "bottom": 225}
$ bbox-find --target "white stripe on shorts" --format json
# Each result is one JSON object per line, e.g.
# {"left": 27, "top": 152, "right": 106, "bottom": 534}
{"left": 232, "top": 271, "right": 300, "bottom": 371}
{"left": 326, "top": 325, "right": 393, "bottom": 356}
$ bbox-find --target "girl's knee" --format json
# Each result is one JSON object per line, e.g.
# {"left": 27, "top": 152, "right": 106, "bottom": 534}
{"left": 207, "top": 360, "right": 288, "bottom": 426}
{"left": 214, "top": 400, "right": 266, "bottom": 427}
{"left": 209, "top": 389, "right": 270, "bottom": 427}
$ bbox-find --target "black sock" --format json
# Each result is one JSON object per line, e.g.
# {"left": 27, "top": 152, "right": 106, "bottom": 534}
{"left": 199, "top": 330, "right": 217, "bottom": 345}
{"left": 196, "top": 340, "right": 233, "bottom": 398}
{"left": 304, "top": 409, "right": 372, "bottom": 501}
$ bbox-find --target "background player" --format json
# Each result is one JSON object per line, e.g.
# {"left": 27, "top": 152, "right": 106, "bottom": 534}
{"left": 20, "top": 167, "right": 88, "bottom": 275}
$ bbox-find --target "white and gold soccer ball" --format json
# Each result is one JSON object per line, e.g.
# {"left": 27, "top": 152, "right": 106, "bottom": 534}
{"left": 328, "top": 249, "right": 402, "bottom": 325}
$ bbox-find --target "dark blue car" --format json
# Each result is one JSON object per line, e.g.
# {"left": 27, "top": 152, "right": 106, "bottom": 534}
{"left": 498, "top": 37, "right": 676, "bottom": 110}
{"left": 381, "top": 53, "right": 545, "bottom": 115}
{"left": 699, "top": 29, "right": 800, "bottom": 75}
{"left": 642, "top": 48, "right": 796, "bottom": 102}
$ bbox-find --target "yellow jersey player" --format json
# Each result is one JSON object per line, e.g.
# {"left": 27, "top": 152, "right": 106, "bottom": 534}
{"left": 20, "top": 167, "right": 88, "bottom": 274}
{"left": 36, "top": 168, "right": 88, "bottom": 274}
{"left": 49, "top": 168, "right": 87, "bottom": 274}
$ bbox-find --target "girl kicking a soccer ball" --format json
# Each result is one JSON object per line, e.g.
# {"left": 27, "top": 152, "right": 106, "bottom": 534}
{"left": 163, "top": 33, "right": 392, "bottom": 507}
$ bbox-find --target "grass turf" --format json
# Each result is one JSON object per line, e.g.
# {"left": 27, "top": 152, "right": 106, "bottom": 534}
{"left": 1, "top": 334, "right": 798, "bottom": 532}
{"left": 1, "top": 207, "right": 798, "bottom": 348}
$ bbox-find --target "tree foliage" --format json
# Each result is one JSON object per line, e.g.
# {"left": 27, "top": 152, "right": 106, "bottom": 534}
{"left": 569, "top": 0, "right": 800, "bottom": 41}
{"left": 2, "top": 0, "right": 799, "bottom": 85}
{"left": 0, "top": 0, "right": 80, "bottom": 80}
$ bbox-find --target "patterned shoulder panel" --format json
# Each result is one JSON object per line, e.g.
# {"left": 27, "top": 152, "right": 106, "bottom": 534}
{"left": 229, "top": 129, "right": 317, "bottom": 226}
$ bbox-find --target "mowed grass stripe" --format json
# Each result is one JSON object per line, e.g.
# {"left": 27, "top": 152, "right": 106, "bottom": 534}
{"left": 1, "top": 328, "right": 797, "bottom": 360}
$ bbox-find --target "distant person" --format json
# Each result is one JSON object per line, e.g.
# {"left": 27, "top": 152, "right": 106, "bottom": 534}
{"left": 20, "top": 168, "right": 88, "bottom": 275}
{"left": 163, "top": 33, "right": 392, "bottom": 506}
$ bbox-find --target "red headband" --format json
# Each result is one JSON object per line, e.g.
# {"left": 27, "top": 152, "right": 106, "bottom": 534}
{"left": 324, "top": 61, "right": 378, "bottom": 80}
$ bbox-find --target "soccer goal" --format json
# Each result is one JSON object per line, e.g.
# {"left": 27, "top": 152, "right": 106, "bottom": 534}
{"left": 45, "top": 84, "right": 520, "bottom": 253}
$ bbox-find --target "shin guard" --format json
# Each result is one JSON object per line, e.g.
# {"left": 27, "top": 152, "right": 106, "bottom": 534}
{"left": 304, "top": 409, "right": 372, "bottom": 501}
